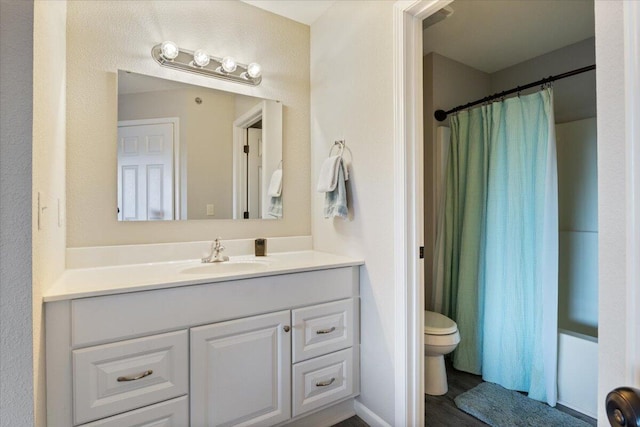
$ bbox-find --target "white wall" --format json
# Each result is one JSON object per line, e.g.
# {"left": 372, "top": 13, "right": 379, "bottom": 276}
{"left": 66, "top": 0, "right": 310, "bottom": 247}
{"left": 311, "top": 1, "right": 396, "bottom": 424}
{"left": 595, "top": 1, "right": 635, "bottom": 424}
{"left": 32, "top": 1, "right": 68, "bottom": 425}
{"left": 0, "top": 1, "right": 35, "bottom": 426}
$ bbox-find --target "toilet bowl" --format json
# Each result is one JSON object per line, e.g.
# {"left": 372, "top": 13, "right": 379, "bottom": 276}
{"left": 424, "top": 310, "right": 460, "bottom": 396}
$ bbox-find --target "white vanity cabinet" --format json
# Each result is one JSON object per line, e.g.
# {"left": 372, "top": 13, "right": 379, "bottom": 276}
{"left": 45, "top": 265, "right": 360, "bottom": 427}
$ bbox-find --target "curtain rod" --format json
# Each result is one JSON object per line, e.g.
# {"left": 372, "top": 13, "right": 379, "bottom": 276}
{"left": 433, "top": 64, "right": 596, "bottom": 122}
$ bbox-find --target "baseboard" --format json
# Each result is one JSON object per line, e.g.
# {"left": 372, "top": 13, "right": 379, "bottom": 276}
{"left": 282, "top": 398, "right": 356, "bottom": 427}
{"left": 557, "top": 400, "right": 597, "bottom": 420}
{"left": 354, "top": 400, "right": 392, "bottom": 427}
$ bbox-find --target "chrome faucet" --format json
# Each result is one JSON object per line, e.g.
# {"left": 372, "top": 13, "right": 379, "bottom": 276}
{"left": 202, "top": 238, "right": 229, "bottom": 263}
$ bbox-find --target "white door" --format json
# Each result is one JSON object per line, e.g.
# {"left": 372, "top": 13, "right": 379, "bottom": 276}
{"left": 190, "top": 311, "right": 291, "bottom": 427}
{"left": 247, "top": 128, "right": 262, "bottom": 219}
{"left": 117, "top": 123, "right": 174, "bottom": 221}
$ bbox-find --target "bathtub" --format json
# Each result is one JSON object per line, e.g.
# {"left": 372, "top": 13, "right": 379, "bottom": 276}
{"left": 557, "top": 328, "right": 598, "bottom": 418}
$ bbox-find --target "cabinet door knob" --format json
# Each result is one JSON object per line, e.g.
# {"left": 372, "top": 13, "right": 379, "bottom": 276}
{"left": 283, "top": 325, "right": 290, "bottom": 332}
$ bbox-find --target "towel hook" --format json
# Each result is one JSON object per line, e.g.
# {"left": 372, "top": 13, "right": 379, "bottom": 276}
{"left": 329, "top": 140, "right": 345, "bottom": 157}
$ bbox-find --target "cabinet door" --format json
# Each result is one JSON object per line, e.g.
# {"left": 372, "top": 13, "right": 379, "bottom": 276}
{"left": 191, "top": 311, "right": 291, "bottom": 427}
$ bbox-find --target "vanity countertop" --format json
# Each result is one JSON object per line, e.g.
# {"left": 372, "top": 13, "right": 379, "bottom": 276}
{"left": 44, "top": 250, "right": 364, "bottom": 302}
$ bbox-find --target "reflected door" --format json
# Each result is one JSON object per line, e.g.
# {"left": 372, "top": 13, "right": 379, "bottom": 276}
{"left": 117, "top": 123, "right": 174, "bottom": 221}
{"left": 247, "top": 128, "right": 262, "bottom": 219}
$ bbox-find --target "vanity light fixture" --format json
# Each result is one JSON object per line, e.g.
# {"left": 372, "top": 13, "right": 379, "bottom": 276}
{"left": 160, "top": 41, "right": 180, "bottom": 61}
{"left": 192, "top": 49, "right": 210, "bottom": 68}
{"left": 245, "top": 63, "right": 262, "bottom": 79}
{"left": 220, "top": 56, "right": 237, "bottom": 73}
{"left": 151, "top": 42, "right": 262, "bottom": 86}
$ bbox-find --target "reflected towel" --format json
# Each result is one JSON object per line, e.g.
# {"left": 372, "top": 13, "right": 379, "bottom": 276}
{"left": 324, "top": 162, "right": 348, "bottom": 219}
{"left": 267, "top": 169, "right": 282, "bottom": 197}
{"left": 268, "top": 196, "right": 282, "bottom": 218}
{"left": 317, "top": 155, "right": 342, "bottom": 192}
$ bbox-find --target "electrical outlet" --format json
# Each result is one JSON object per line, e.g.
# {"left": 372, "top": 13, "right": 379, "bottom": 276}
{"left": 206, "top": 204, "right": 215, "bottom": 216}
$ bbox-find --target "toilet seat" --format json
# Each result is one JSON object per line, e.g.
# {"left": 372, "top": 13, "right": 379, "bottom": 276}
{"left": 424, "top": 311, "right": 458, "bottom": 335}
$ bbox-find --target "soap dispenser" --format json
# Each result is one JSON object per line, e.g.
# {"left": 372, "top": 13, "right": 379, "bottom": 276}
{"left": 255, "top": 238, "right": 266, "bottom": 256}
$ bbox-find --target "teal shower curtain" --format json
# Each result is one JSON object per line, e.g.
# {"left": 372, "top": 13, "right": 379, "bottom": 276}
{"left": 441, "top": 88, "right": 558, "bottom": 405}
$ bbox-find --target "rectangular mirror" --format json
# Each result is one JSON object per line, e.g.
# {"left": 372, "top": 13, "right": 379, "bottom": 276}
{"left": 117, "top": 70, "right": 283, "bottom": 221}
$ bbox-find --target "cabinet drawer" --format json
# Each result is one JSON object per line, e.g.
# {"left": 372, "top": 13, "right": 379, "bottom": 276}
{"left": 292, "top": 348, "right": 354, "bottom": 417}
{"left": 79, "top": 396, "right": 188, "bottom": 427}
{"left": 73, "top": 330, "right": 188, "bottom": 425}
{"left": 292, "top": 298, "right": 356, "bottom": 363}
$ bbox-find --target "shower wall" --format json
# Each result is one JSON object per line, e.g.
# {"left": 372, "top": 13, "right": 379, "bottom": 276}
{"left": 556, "top": 118, "right": 598, "bottom": 337}
{"left": 489, "top": 38, "right": 596, "bottom": 123}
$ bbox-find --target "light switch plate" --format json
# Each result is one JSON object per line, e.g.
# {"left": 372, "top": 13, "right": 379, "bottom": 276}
{"left": 206, "top": 204, "right": 215, "bottom": 216}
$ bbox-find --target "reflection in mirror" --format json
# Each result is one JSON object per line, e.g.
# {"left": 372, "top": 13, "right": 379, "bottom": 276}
{"left": 116, "top": 70, "right": 282, "bottom": 221}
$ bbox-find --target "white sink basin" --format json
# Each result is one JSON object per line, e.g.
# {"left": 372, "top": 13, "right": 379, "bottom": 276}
{"left": 181, "top": 260, "right": 270, "bottom": 275}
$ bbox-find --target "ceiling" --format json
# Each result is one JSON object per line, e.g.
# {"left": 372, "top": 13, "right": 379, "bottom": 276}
{"left": 240, "top": 0, "right": 336, "bottom": 25}
{"left": 238, "top": 0, "right": 594, "bottom": 73}
{"left": 423, "top": 0, "right": 595, "bottom": 73}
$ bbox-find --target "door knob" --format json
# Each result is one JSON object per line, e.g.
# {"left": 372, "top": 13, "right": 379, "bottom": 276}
{"left": 606, "top": 387, "right": 640, "bottom": 427}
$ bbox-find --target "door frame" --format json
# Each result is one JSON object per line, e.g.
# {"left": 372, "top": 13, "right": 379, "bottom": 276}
{"left": 624, "top": 0, "right": 639, "bottom": 387}
{"left": 232, "top": 103, "right": 263, "bottom": 219}
{"left": 394, "top": 0, "right": 639, "bottom": 424}
{"left": 117, "top": 117, "right": 181, "bottom": 220}
{"left": 392, "top": 1, "right": 452, "bottom": 426}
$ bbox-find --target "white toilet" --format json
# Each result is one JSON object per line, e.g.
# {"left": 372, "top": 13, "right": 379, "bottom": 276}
{"left": 424, "top": 310, "right": 460, "bottom": 396}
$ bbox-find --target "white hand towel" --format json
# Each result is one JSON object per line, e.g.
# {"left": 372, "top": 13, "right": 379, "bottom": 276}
{"left": 316, "top": 155, "right": 342, "bottom": 192}
{"left": 267, "top": 169, "right": 282, "bottom": 197}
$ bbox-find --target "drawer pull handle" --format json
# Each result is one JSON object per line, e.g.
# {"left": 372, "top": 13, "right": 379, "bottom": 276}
{"left": 316, "top": 377, "right": 336, "bottom": 387}
{"left": 316, "top": 327, "right": 336, "bottom": 335}
{"left": 117, "top": 370, "right": 153, "bottom": 382}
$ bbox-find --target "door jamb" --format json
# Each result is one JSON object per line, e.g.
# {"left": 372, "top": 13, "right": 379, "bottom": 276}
{"left": 233, "top": 103, "right": 263, "bottom": 219}
{"left": 624, "top": 0, "right": 640, "bottom": 386}
{"left": 392, "top": 1, "right": 453, "bottom": 426}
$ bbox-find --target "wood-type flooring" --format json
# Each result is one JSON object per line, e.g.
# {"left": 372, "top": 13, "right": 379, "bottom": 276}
{"left": 332, "top": 361, "right": 597, "bottom": 427}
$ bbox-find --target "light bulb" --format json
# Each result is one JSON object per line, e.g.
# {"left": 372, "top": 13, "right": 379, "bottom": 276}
{"left": 160, "top": 41, "right": 179, "bottom": 60}
{"left": 246, "top": 62, "right": 262, "bottom": 79}
{"left": 221, "top": 56, "right": 237, "bottom": 73}
{"left": 193, "top": 49, "right": 210, "bottom": 67}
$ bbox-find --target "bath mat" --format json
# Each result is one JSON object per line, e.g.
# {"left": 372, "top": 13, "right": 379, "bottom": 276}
{"left": 454, "top": 382, "right": 592, "bottom": 427}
